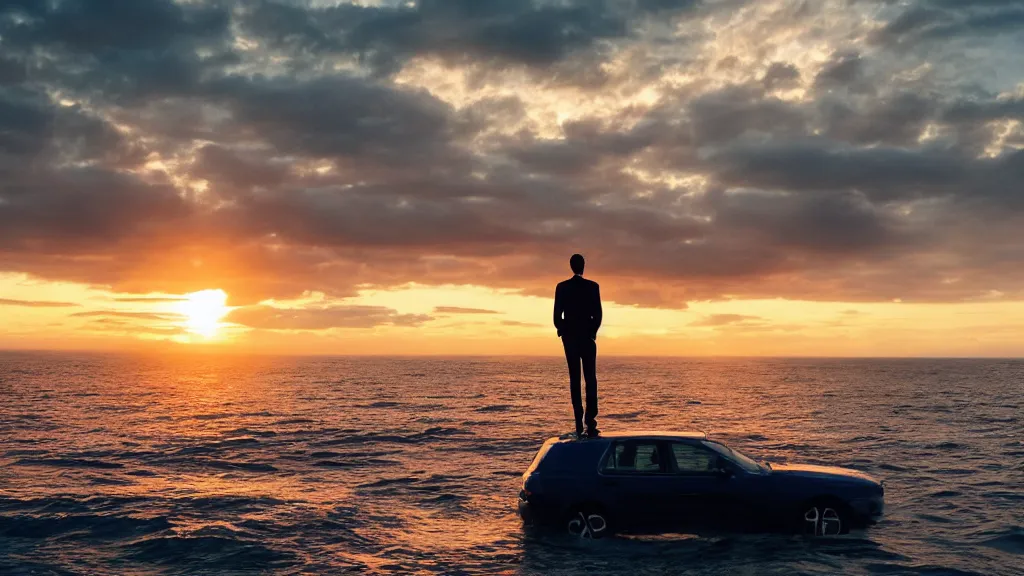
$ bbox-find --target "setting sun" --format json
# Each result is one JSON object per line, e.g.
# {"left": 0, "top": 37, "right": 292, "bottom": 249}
{"left": 177, "top": 289, "right": 229, "bottom": 338}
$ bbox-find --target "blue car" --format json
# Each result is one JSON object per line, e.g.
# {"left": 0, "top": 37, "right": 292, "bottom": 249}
{"left": 518, "top": 431, "right": 884, "bottom": 538}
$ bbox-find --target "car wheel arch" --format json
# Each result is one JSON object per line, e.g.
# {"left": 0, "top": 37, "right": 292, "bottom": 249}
{"left": 798, "top": 495, "right": 852, "bottom": 536}
{"left": 563, "top": 501, "right": 614, "bottom": 538}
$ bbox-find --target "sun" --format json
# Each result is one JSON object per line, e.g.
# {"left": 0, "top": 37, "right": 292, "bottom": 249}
{"left": 178, "top": 289, "right": 229, "bottom": 338}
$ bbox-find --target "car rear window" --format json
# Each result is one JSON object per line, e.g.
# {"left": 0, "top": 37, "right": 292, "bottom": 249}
{"left": 525, "top": 442, "right": 554, "bottom": 475}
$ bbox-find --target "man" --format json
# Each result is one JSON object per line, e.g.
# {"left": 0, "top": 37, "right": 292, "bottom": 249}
{"left": 553, "top": 254, "right": 602, "bottom": 438}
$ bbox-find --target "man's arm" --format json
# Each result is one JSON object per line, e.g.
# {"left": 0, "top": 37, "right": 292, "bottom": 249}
{"left": 553, "top": 284, "right": 564, "bottom": 336}
{"left": 592, "top": 283, "right": 602, "bottom": 338}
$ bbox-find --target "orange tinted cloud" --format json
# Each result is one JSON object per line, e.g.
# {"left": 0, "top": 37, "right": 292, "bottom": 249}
{"left": 0, "top": 0, "right": 1022, "bottom": 326}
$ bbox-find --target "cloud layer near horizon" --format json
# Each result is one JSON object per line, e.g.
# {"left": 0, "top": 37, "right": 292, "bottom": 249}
{"left": 2, "top": 0, "right": 1023, "bottom": 309}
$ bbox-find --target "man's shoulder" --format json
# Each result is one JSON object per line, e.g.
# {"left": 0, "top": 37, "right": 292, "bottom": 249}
{"left": 559, "top": 276, "right": 599, "bottom": 291}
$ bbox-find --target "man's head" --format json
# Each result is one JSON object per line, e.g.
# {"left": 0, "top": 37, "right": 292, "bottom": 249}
{"left": 569, "top": 254, "right": 585, "bottom": 275}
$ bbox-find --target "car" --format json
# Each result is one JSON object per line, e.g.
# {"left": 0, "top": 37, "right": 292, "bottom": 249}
{"left": 518, "top": 430, "right": 884, "bottom": 539}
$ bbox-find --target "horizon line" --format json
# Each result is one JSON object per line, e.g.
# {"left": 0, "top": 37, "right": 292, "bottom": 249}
{"left": 1, "top": 348, "right": 1021, "bottom": 361}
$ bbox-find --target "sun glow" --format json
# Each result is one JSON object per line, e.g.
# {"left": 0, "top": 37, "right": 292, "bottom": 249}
{"left": 178, "top": 289, "right": 229, "bottom": 338}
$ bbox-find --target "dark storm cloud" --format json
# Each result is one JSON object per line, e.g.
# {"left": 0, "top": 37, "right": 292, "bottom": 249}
{"left": 0, "top": 167, "right": 192, "bottom": 250}
{"left": 818, "top": 92, "right": 936, "bottom": 147}
{"left": 206, "top": 73, "right": 469, "bottom": 167}
{"left": 3, "top": 0, "right": 228, "bottom": 52}
{"left": 873, "top": 1, "right": 1024, "bottom": 46}
{"left": 709, "top": 142, "right": 967, "bottom": 202}
{"left": 761, "top": 62, "right": 800, "bottom": 91}
{"left": 709, "top": 189, "right": 906, "bottom": 255}
{"left": 942, "top": 96, "right": 1024, "bottom": 125}
{"left": 0, "top": 57, "right": 28, "bottom": 86}
{"left": 216, "top": 184, "right": 530, "bottom": 249}
{"left": 240, "top": 0, "right": 701, "bottom": 74}
{"left": 0, "top": 0, "right": 234, "bottom": 101}
{"left": 814, "top": 51, "right": 865, "bottom": 90}
{"left": 0, "top": 298, "right": 79, "bottom": 308}
{"left": 709, "top": 139, "right": 1024, "bottom": 210}
{"left": 502, "top": 119, "right": 676, "bottom": 180}
{"left": 1, "top": 0, "right": 1023, "bottom": 309}
{"left": 192, "top": 144, "right": 290, "bottom": 193}
{"left": 226, "top": 305, "right": 431, "bottom": 330}
{"left": 0, "top": 90, "right": 55, "bottom": 160}
{"left": 687, "top": 86, "right": 807, "bottom": 145}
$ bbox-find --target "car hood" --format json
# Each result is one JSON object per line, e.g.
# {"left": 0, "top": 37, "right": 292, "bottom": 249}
{"left": 770, "top": 463, "right": 880, "bottom": 485}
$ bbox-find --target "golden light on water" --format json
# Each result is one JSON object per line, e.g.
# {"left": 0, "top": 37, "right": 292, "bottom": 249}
{"left": 177, "top": 289, "right": 229, "bottom": 338}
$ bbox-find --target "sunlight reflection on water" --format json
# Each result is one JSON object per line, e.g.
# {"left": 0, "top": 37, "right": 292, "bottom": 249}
{"left": 1, "top": 352, "right": 1022, "bottom": 575}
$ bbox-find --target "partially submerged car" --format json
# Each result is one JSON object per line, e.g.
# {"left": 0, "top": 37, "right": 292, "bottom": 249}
{"left": 518, "top": 431, "right": 884, "bottom": 538}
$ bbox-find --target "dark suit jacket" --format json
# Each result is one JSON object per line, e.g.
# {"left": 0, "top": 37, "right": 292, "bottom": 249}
{"left": 553, "top": 275, "right": 602, "bottom": 340}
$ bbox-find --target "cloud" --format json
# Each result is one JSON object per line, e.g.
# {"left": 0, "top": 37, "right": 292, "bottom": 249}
{"left": 112, "top": 297, "right": 186, "bottom": 303}
{"left": 0, "top": 298, "right": 78, "bottom": 308}
{"left": 1, "top": 0, "right": 1023, "bottom": 312}
{"left": 761, "top": 61, "right": 801, "bottom": 91}
{"left": 690, "top": 314, "right": 761, "bottom": 327}
{"left": 433, "top": 306, "right": 500, "bottom": 314}
{"left": 85, "top": 318, "right": 188, "bottom": 336}
{"left": 501, "top": 320, "right": 543, "bottom": 328}
{"left": 226, "top": 305, "right": 432, "bottom": 330}
{"left": 69, "top": 311, "right": 186, "bottom": 321}
{"left": 872, "top": 2, "right": 1024, "bottom": 47}
{"left": 239, "top": 0, "right": 701, "bottom": 74}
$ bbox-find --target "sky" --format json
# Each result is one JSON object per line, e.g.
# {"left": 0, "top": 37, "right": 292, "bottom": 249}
{"left": 1, "top": 0, "right": 1023, "bottom": 356}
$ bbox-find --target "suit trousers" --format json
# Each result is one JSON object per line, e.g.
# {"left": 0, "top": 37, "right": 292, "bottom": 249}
{"left": 561, "top": 335, "right": 598, "bottom": 430}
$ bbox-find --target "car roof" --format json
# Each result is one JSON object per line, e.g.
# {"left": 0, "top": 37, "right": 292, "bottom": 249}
{"left": 546, "top": 430, "right": 708, "bottom": 444}
{"left": 600, "top": 430, "right": 708, "bottom": 440}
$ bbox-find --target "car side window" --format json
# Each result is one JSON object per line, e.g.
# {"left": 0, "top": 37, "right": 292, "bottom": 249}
{"left": 670, "top": 442, "right": 718, "bottom": 474}
{"left": 603, "top": 441, "right": 666, "bottom": 474}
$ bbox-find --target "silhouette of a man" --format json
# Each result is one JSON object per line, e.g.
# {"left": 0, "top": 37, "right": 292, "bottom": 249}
{"left": 553, "top": 254, "right": 602, "bottom": 437}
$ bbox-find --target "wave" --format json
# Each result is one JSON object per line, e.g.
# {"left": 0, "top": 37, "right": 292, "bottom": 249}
{"left": 313, "top": 427, "right": 471, "bottom": 446}
{"left": 0, "top": 513, "right": 171, "bottom": 540}
{"left": 127, "top": 534, "right": 296, "bottom": 569}
{"left": 200, "top": 460, "right": 278, "bottom": 473}
{"left": 313, "top": 458, "right": 401, "bottom": 468}
{"left": 980, "top": 529, "right": 1024, "bottom": 555}
{"left": 476, "top": 404, "right": 514, "bottom": 413}
{"left": 273, "top": 418, "right": 317, "bottom": 425}
{"left": 13, "top": 458, "right": 123, "bottom": 469}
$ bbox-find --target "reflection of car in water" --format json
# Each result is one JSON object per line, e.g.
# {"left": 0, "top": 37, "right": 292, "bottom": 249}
{"left": 518, "top": 431, "right": 884, "bottom": 539}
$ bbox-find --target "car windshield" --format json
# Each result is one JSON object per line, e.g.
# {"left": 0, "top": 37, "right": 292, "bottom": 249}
{"left": 701, "top": 441, "right": 764, "bottom": 474}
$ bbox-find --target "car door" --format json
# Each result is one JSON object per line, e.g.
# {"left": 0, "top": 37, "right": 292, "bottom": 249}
{"left": 597, "top": 440, "right": 678, "bottom": 532}
{"left": 665, "top": 441, "right": 737, "bottom": 532}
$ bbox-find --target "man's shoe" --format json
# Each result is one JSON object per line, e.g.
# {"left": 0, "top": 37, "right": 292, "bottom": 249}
{"left": 559, "top": 428, "right": 585, "bottom": 440}
{"left": 584, "top": 428, "right": 601, "bottom": 438}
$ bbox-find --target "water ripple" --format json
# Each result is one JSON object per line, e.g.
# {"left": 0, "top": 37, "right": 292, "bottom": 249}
{"left": 1, "top": 353, "right": 1021, "bottom": 575}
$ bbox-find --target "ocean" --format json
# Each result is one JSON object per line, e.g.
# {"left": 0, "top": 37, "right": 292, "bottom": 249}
{"left": 1, "top": 352, "right": 1021, "bottom": 575}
